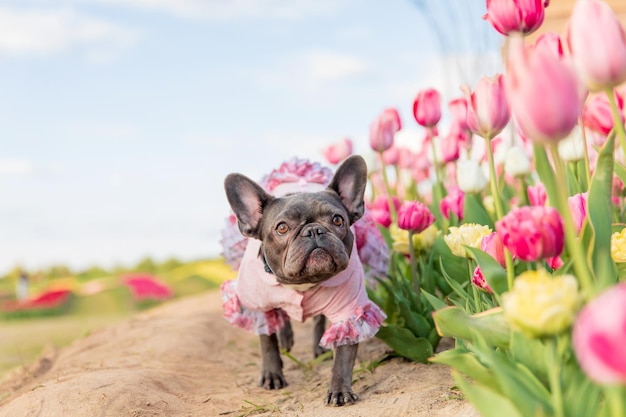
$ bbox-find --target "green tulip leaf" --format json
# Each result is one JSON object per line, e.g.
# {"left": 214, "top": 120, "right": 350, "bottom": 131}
{"left": 452, "top": 372, "right": 524, "bottom": 417}
{"left": 376, "top": 324, "right": 433, "bottom": 363}
{"left": 432, "top": 306, "right": 510, "bottom": 348}
{"left": 430, "top": 349, "right": 495, "bottom": 389}
{"left": 465, "top": 246, "right": 508, "bottom": 296}
{"left": 463, "top": 193, "right": 494, "bottom": 229}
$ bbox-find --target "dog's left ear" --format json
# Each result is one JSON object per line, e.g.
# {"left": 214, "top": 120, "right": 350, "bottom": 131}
{"left": 327, "top": 155, "right": 367, "bottom": 224}
{"left": 224, "top": 173, "right": 274, "bottom": 239}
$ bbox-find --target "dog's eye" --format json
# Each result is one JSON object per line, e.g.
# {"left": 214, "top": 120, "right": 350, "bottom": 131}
{"left": 332, "top": 215, "right": 344, "bottom": 227}
{"left": 276, "top": 223, "right": 290, "bottom": 235}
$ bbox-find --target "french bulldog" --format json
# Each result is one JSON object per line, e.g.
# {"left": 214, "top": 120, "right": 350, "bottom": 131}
{"left": 223, "top": 155, "right": 374, "bottom": 406}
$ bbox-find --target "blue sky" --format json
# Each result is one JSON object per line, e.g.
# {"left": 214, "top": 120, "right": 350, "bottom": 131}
{"left": 0, "top": 0, "right": 500, "bottom": 273}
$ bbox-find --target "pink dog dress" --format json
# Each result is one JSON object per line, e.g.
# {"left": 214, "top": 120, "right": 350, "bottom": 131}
{"left": 220, "top": 158, "right": 387, "bottom": 348}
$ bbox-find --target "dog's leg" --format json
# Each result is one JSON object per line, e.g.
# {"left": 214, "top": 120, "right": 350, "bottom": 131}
{"left": 277, "top": 321, "right": 294, "bottom": 352}
{"left": 312, "top": 315, "right": 329, "bottom": 358}
{"left": 259, "top": 334, "right": 287, "bottom": 389}
{"left": 325, "top": 343, "right": 359, "bottom": 406}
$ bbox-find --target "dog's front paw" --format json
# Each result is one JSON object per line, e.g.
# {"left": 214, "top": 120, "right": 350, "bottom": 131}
{"left": 325, "top": 389, "right": 358, "bottom": 406}
{"left": 259, "top": 371, "right": 288, "bottom": 390}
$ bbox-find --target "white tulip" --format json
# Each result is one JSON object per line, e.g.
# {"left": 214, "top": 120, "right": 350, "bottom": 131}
{"left": 457, "top": 159, "right": 488, "bottom": 193}
{"left": 558, "top": 127, "right": 585, "bottom": 162}
{"left": 504, "top": 146, "right": 531, "bottom": 177}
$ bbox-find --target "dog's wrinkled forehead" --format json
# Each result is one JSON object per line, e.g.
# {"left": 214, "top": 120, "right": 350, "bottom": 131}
{"left": 265, "top": 191, "right": 346, "bottom": 224}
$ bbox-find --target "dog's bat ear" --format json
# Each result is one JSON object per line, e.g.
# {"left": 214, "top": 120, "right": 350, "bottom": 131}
{"left": 327, "top": 155, "right": 368, "bottom": 224}
{"left": 224, "top": 174, "right": 274, "bottom": 239}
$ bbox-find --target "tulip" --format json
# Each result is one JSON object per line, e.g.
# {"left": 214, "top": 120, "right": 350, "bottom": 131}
{"left": 481, "top": 232, "right": 506, "bottom": 267}
{"left": 368, "top": 195, "right": 400, "bottom": 228}
{"left": 502, "top": 269, "right": 579, "bottom": 337}
{"left": 506, "top": 36, "right": 582, "bottom": 143}
{"left": 413, "top": 88, "right": 441, "bottom": 128}
{"left": 567, "top": 0, "right": 626, "bottom": 91}
{"left": 391, "top": 224, "right": 438, "bottom": 255}
{"left": 495, "top": 205, "right": 565, "bottom": 261}
{"left": 440, "top": 186, "right": 465, "bottom": 221}
{"left": 484, "top": 0, "right": 546, "bottom": 36}
{"left": 568, "top": 192, "right": 588, "bottom": 235}
{"left": 573, "top": 283, "right": 626, "bottom": 384}
{"left": 322, "top": 138, "right": 353, "bottom": 165}
{"left": 472, "top": 266, "right": 493, "bottom": 293}
{"left": 397, "top": 201, "right": 435, "bottom": 233}
{"left": 463, "top": 75, "right": 510, "bottom": 139}
{"left": 611, "top": 228, "right": 626, "bottom": 263}
{"left": 382, "top": 145, "right": 400, "bottom": 166}
{"left": 527, "top": 183, "right": 547, "bottom": 206}
{"left": 370, "top": 108, "right": 401, "bottom": 152}
{"left": 557, "top": 127, "right": 585, "bottom": 162}
{"left": 582, "top": 92, "right": 624, "bottom": 136}
{"left": 444, "top": 223, "right": 492, "bottom": 258}
{"left": 441, "top": 133, "right": 461, "bottom": 164}
{"left": 457, "top": 159, "right": 488, "bottom": 194}
{"left": 534, "top": 31, "right": 563, "bottom": 58}
{"left": 504, "top": 145, "right": 531, "bottom": 177}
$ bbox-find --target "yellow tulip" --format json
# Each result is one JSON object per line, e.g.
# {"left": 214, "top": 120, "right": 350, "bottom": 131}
{"left": 611, "top": 228, "right": 626, "bottom": 262}
{"left": 443, "top": 223, "right": 492, "bottom": 258}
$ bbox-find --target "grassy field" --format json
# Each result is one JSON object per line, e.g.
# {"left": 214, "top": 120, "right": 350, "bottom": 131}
{"left": 0, "top": 257, "right": 236, "bottom": 381}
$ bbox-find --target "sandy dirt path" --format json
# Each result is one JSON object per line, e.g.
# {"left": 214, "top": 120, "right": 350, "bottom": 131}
{"left": 0, "top": 291, "right": 479, "bottom": 417}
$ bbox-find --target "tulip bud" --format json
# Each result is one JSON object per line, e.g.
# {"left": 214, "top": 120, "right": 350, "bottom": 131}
{"left": 567, "top": 0, "right": 626, "bottom": 91}
{"left": 504, "top": 145, "right": 531, "bottom": 177}
{"left": 457, "top": 159, "right": 488, "bottom": 193}
{"left": 557, "top": 127, "right": 585, "bottom": 162}
{"left": 611, "top": 228, "right": 626, "bottom": 263}
{"left": 322, "top": 138, "right": 353, "bottom": 165}
{"left": 444, "top": 223, "right": 492, "bottom": 258}
{"left": 582, "top": 92, "right": 624, "bottom": 136}
{"left": 568, "top": 192, "right": 588, "bottom": 235}
{"left": 440, "top": 186, "right": 465, "bottom": 221}
{"left": 413, "top": 88, "right": 441, "bottom": 128}
{"left": 484, "top": 0, "right": 546, "bottom": 36}
{"left": 527, "top": 183, "right": 547, "bottom": 206}
{"left": 397, "top": 201, "right": 435, "bottom": 233}
{"left": 370, "top": 108, "right": 401, "bottom": 152}
{"left": 463, "top": 75, "right": 510, "bottom": 140}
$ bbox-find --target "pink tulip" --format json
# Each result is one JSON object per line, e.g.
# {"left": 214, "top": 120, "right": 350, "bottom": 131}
{"left": 506, "top": 37, "right": 582, "bottom": 143}
{"left": 583, "top": 92, "right": 624, "bottom": 136}
{"left": 448, "top": 97, "right": 473, "bottom": 150}
{"left": 534, "top": 32, "right": 563, "bottom": 58}
{"left": 484, "top": 0, "right": 546, "bottom": 36}
{"left": 495, "top": 205, "right": 564, "bottom": 261}
{"left": 382, "top": 145, "right": 400, "bottom": 165}
{"left": 481, "top": 232, "right": 506, "bottom": 267}
{"left": 440, "top": 186, "right": 465, "bottom": 221}
{"left": 370, "top": 108, "right": 401, "bottom": 152}
{"left": 397, "top": 201, "right": 435, "bottom": 233}
{"left": 568, "top": 192, "right": 588, "bottom": 235}
{"left": 573, "top": 283, "right": 626, "bottom": 384}
{"left": 397, "top": 147, "right": 415, "bottom": 170}
{"left": 322, "top": 138, "right": 353, "bottom": 165}
{"left": 546, "top": 255, "right": 563, "bottom": 270}
{"left": 413, "top": 88, "right": 441, "bottom": 128}
{"left": 472, "top": 266, "right": 493, "bottom": 294}
{"left": 463, "top": 74, "right": 510, "bottom": 139}
{"left": 527, "top": 183, "right": 547, "bottom": 206}
{"left": 441, "top": 133, "right": 461, "bottom": 164}
{"left": 368, "top": 195, "right": 400, "bottom": 228}
{"left": 567, "top": 0, "right": 626, "bottom": 91}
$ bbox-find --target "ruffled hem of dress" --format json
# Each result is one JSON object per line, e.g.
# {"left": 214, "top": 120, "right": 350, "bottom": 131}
{"left": 319, "top": 302, "right": 387, "bottom": 349}
{"left": 221, "top": 280, "right": 289, "bottom": 335}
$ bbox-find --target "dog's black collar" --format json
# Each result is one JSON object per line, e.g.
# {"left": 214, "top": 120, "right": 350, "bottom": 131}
{"left": 261, "top": 252, "right": 274, "bottom": 274}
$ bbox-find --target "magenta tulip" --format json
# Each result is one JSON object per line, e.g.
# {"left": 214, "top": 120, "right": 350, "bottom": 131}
{"left": 506, "top": 37, "right": 582, "bottom": 143}
{"left": 463, "top": 74, "right": 510, "bottom": 139}
{"left": 440, "top": 186, "right": 465, "bottom": 221}
{"left": 413, "top": 88, "right": 441, "bottom": 128}
{"left": 484, "top": 0, "right": 546, "bottom": 36}
{"left": 322, "top": 138, "right": 353, "bottom": 165}
{"left": 495, "top": 205, "right": 564, "bottom": 261}
{"left": 567, "top": 0, "right": 626, "bottom": 91}
{"left": 573, "top": 283, "right": 626, "bottom": 384}
{"left": 370, "top": 108, "right": 401, "bottom": 152}
{"left": 397, "top": 201, "right": 435, "bottom": 233}
{"left": 472, "top": 266, "right": 493, "bottom": 294}
{"left": 368, "top": 195, "right": 400, "bottom": 228}
{"left": 583, "top": 92, "right": 624, "bottom": 136}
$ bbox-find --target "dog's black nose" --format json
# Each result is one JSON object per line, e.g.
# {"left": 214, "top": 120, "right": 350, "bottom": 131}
{"left": 301, "top": 225, "right": 326, "bottom": 238}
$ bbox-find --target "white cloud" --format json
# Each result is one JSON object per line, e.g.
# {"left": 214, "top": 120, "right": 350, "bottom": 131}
{"left": 0, "top": 159, "right": 37, "bottom": 177}
{"left": 76, "top": 0, "right": 348, "bottom": 21}
{"left": 304, "top": 50, "right": 369, "bottom": 82}
{"left": 0, "top": 6, "right": 138, "bottom": 60}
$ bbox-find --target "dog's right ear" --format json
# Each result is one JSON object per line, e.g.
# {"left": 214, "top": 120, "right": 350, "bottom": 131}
{"left": 224, "top": 174, "right": 274, "bottom": 239}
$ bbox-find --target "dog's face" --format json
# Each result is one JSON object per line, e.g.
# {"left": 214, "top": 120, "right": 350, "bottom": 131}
{"left": 224, "top": 155, "right": 367, "bottom": 287}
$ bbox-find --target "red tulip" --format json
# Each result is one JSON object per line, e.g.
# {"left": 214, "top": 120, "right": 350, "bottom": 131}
{"left": 463, "top": 74, "right": 510, "bottom": 139}
{"left": 370, "top": 108, "right": 401, "bottom": 152}
{"left": 506, "top": 37, "right": 582, "bottom": 143}
{"left": 397, "top": 201, "right": 435, "bottom": 233}
{"left": 567, "top": 0, "right": 626, "bottom": 91}
{"left": 322, "top": 138, "right": 353, "bottom": 165}
{"left": 573, "top": 283, "right": 626, "bottom": 384}
{"left": 484, "top": 0, "right": 546, "bottom": 36}
{"left": 496, "top": 205, "right": 564, "bottom": 261}
{"left": 413, "top": 88, "right": 441, "bottom": 128}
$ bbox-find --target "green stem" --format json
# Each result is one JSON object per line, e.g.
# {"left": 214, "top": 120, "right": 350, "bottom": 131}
{"left": 579, "top": 119, "right": 592, "bottom": 186}
{"left": 606, "top": 88, "right": 626, "bottom": 159}
{"left": 547, "top": 337, "right": 564, "bottom": 417}
{"left": 408, "top": 231, "right": 420, "bottom": 311}
{"left": 548, "top": 145, "right": 594, "bottom": 294}
{"left": 379, "top": 151, "right": 398, "bottom": 224}
{"left": 485, "top": 136, "right": 516, "bottom": 290}
{"left": 606, "top": 386, "right": 625, "bottom": 417}
{"left": 428, "top": 128, "right": 442, "bottom": 185}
